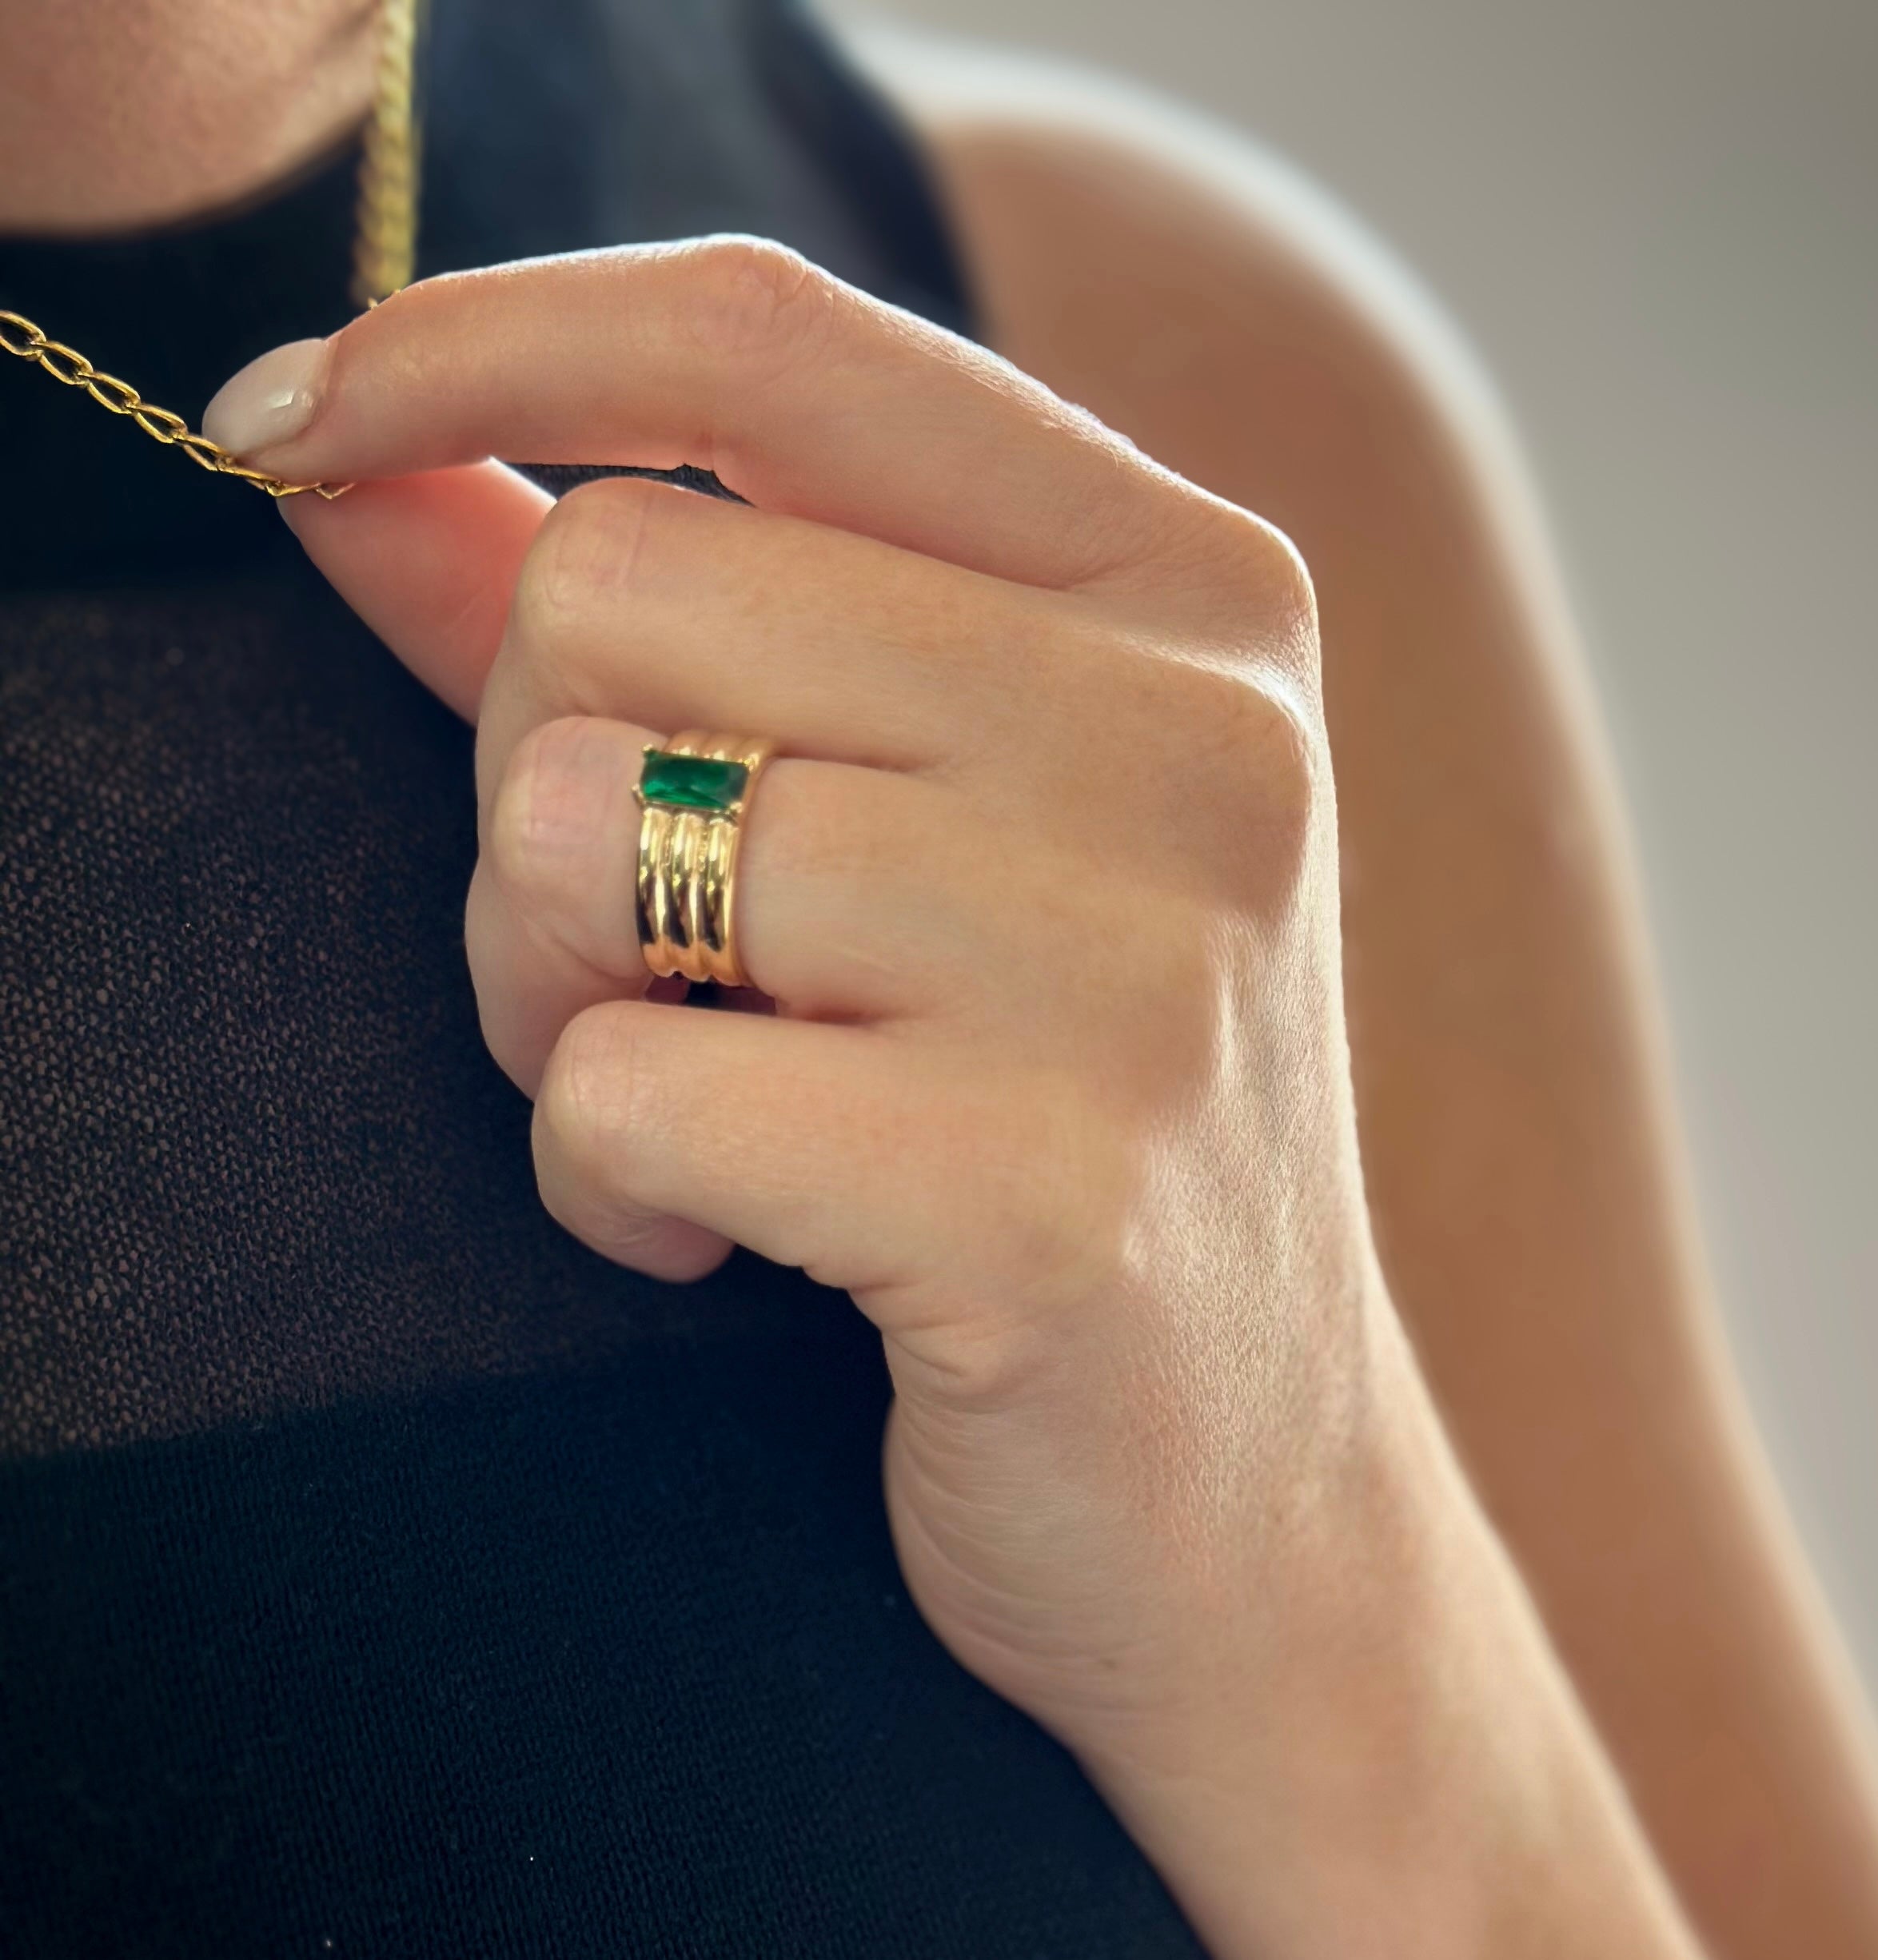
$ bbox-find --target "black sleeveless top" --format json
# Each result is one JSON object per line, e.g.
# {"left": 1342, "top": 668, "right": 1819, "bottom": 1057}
{"left": 0, "top": 4, "right": 1203, "bottom": 1953}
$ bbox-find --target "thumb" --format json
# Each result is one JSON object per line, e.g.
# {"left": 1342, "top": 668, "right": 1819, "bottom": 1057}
{"left": 281, "top": 460, "right": 552, "bottom": 723}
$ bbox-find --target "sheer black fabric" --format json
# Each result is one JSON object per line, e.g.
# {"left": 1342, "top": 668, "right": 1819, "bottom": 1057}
{"left": 0, "top": 1, "right": 1204, "bottom": 1952}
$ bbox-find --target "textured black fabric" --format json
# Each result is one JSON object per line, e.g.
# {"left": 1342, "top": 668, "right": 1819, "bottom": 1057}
{"left": 4, "top": 1341, "right": 1193, "bottom": 1958}
{"left": 0, "top": 2, "right": 1206, "bottom": 1950}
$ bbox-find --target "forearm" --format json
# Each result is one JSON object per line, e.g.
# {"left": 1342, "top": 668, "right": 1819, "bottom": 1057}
{"left": 1075, "top": 1319, "right": 1703, "bottom": 1959}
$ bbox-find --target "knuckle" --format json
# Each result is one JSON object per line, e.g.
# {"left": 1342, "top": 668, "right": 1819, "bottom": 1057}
{"left": 1245, "top": 513, "right": 1318, "bottom": 640}
{"left": 536, "top": 1003, "right": 640, "bottom": 1190}
{"left": 1155, "top": 662, "right": 1327, "bottom": 905}
{"left": 1138, "top": 922, "right": 1227, "bottom": 1044}
{"left": 1246, "top": 679, "right": 1328, "bottom": 831}
{"left": 680, "top": 235, "right": 835, "bottom": 368}
{"left": 569, "top": 1186, "right": 678, "bottom": 1270}
{"left": 509, "top": 475, "right": 659, "bottom": 668}
{"left": 1179, "top": 501, "right": 1320, "bottom": 663}
{"left": 461, "top": 864, "right": 530, "bottom": 1087}
{"left": 1183, "top": 662, "right": 1323, "bottom": 809}
{"left": 485, "top": 716, "right": 605, "bottom": 897}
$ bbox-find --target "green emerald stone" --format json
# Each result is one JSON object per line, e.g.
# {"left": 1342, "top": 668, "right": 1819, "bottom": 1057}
{"left": 640, "top": 750, "right": 750, "bottom": 814}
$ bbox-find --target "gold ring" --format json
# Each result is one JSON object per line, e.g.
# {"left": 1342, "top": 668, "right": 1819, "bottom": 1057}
{"left": 634, "top": 731, "right": 776, "bottom": 986}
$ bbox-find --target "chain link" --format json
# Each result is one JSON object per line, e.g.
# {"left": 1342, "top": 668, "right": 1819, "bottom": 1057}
{"left": 353, "top": 0, "right": 422, "bottom": 308}
{"left": 0, "top": 0, "right": 421, "bottom": 503}
{"left": 0, "top": 310, "right": 348, "bottom": 499}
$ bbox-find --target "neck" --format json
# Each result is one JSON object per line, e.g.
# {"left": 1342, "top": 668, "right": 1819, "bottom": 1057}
{"left": 0, "top": 0, "right": 381, "bottom": 236}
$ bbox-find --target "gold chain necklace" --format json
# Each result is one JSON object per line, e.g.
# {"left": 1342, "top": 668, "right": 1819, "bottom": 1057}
{"left": 0, "top": 0, "right": 421, "bottom": 503}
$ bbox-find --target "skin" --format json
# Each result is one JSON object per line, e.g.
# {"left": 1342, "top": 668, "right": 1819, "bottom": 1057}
{"left": 8, "top": 3, "right": 1877, "bottom": 1952}
{"left": 196, "top": 241, "right": 1697, "bottom": 1960}
{"left": 0, "top": 0, "right": 379, "bottom": 233}
{"left": 840, "top": 34, "right": 1878, "bottom": 1957}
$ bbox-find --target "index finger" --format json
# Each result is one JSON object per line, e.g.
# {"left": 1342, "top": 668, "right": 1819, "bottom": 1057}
{"left": 204, "top": 237, "right": 1224, "bottom": 592}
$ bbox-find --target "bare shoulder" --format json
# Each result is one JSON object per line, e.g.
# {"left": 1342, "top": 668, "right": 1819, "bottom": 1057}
{"left": 836, "top": 21, "right": 1521, "bottom": 527}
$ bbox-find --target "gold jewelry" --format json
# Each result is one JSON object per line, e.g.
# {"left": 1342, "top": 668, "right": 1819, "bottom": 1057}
{"left": 351, "top": 0, "right": 424, "bottom": 310}
{"left": 0, "top": 0, "right": 423, "bottom": 502}
{"left": 635, "top": 733, "right": 778, "bottom": 988}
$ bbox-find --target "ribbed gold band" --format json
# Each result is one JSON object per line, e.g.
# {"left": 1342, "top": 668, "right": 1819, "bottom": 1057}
{"left": 633, "top": 731, "right": 776, "bottom": 986}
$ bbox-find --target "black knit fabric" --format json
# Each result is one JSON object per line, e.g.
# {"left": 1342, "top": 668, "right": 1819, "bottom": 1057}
{"left": 0, "top": 2, "right": 1205, "bottom": 1952}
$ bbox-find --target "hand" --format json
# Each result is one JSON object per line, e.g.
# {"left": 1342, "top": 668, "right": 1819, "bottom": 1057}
{"left": 206, "top": 241, "right": 1701, "bottom": 1957}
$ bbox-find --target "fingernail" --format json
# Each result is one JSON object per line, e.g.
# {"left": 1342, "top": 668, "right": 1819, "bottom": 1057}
{"left": 202, "top": 337, "right": 331, "bottom": 456}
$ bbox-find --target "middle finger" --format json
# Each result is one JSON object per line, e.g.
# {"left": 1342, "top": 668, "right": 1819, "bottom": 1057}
{"left": 473, "top": 472, "right": 1067, "bottom": 819}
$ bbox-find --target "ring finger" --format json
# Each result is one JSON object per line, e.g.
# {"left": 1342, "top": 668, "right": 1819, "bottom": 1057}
{"left": 469, "top": 713, "right": 982, "bottom": 1090}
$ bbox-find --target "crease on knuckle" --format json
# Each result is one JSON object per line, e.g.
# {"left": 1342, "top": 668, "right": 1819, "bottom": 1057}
{"left": 1169, "top": 499, "right": 1320, "bottom": 663}
{"left": 536, "top": 1005, "right": 643, "bottom": 1214}
{"left": 487, "top": 716, "right": 602, "bottom": 898}
{"left": 580, "top": 1197, "right": 674, "bottom": 1267}
{"left": 509, "top": 476, "right": 660, "bottom": 687}
{"left": 681, "top": 236, "right": 838, "bottom": 380}
{"left": 1246, "top": 512, "right": 1318, "bottom": 643}
{"left": 1245, "top": 674, "right": 1328, "bottom": 838}
{"left": 1170, "top": 662, "right": 1327, "bottom": 902}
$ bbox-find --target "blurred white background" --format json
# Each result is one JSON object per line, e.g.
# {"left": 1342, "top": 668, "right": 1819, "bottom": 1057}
{"left": 830, "top": 0, "right": 1878, "bottom": 1683}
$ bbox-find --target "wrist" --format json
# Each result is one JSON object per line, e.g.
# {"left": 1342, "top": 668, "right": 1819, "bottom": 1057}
{"left": 1067, "top": 1313, "right": 1700, "bottom": 1958}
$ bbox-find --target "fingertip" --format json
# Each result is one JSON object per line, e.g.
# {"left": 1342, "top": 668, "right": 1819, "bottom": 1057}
{"left": 202, "top": 337, "right": 333, "bottom": 458}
